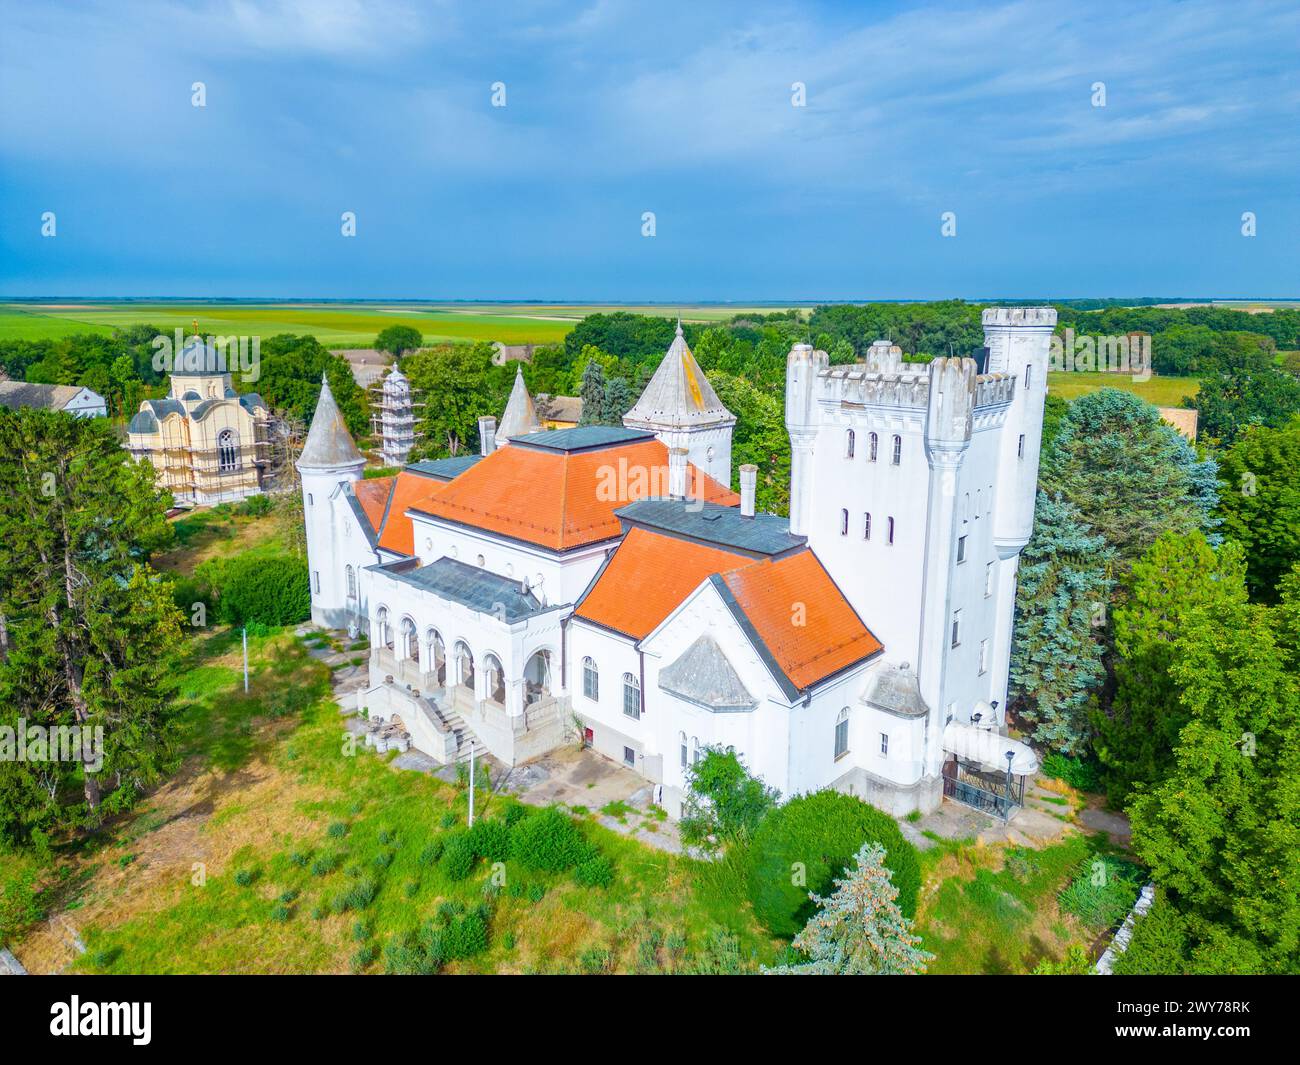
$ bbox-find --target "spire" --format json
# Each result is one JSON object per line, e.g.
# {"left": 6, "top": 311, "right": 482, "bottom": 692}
{"left": 298, "top": 373, "right": 364, "bottom": 470}
{"left": 497, "top": 365, "right": 541, "bottom": 446}
{"left": 623, "top": 319, "right": 734, "bottom": 430}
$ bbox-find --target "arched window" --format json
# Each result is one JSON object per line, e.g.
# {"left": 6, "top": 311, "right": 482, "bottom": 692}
{"left": 345, "top": 565, "right": 356, "bottom": 600}
{"left": 679, "top": 731, "right": 688, "bottom": 769}
{"left": 524, "top": 650, "right": 551, "bottom": 706}
{"left": 835, "top": 707, "right": 850, "bottom": 759}
{"left": 622, "top": 672, "right": 641, "bottom": 720}
{"left": 845, "top": 429, "right": 855, "bottom": 459}
{"left": 887, "top": 516, "right": 896, "bottom": 545}
{"left": 376, "top": 607, "right": 392, "bottom": 652}
{"left": 582, "top": 656, "right": 599, "bottom": 701}
{"left": 401, "top": 617, "right": 419, "bottom": 663}
{"left": 891, "top": 435, "right": 902, "bottom": 465}
{"left": 863, "top": 512, "right": 872, "bottom": 540}
{"left": 217, "top": 429, "right": 237, "bottom": 472}
{"left": 484, "top": 654, "right": 506, "bottom": 704}
{"left": 428, "top": 629, "right": 446, "bottom": 686}
{"left": 868, "top": 432, "right": 878, "bottom": 462}
{"left": 691, "top": 736, "right": 700, "bottom": 765}
{"left": 454, "top": 641, "right": 475, "bottom": 691}
{"left": 840, "top": 508, "right": 849, "bottom": 536}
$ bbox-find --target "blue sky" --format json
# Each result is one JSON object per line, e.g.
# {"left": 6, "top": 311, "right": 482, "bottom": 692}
{"left": 2, "top": 0, "right": 1298, "bottom": 300}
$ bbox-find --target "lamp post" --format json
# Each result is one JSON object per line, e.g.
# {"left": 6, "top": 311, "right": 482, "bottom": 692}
{"left": 242, "top": 627, "right": 249, "bottom": 694}
{"left": 467, "top": 747, "right": 475, "bottom": 828}
{"left": 1004, "top": 749, "right": 1015, "bottom": 822}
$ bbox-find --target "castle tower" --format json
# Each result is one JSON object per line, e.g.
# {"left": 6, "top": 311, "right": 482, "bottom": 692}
{"left": 624, "top": 321, "right": 736, "bottom": 489}
{"left": 497, "top": 366, "right": 541, "bottom": 447}
{"left": 297, "top": 373, "right": 366, "bottom": 628}
{"left": 379, "top": 363, "right": 415, "bottom": 467}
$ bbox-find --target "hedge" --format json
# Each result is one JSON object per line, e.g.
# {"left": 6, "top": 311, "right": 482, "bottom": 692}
{"left": 206, "top": 554, "right": 311, "bottom": 627}
{"left": 746, "top": 790, "right": 921, "bottom": 937}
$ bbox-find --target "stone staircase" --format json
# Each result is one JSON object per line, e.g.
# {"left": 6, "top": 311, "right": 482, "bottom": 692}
{"left": 421, "top": 692, "right": 486, "bottom": 765}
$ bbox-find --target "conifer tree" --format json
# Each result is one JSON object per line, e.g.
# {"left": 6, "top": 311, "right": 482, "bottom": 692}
{"left": 578, "top": 360, "right": 608, "bottom": 426}
{"left": 764, "top": 842, "right": 931, "bottom": 975}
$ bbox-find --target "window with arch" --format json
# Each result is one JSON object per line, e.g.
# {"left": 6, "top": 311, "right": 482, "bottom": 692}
{"left": 401, "top": 617, "right": 419, "bottom": 663}
{"left": 582, "top": 656, "right": 599, "bottom": 701}
{"left": 869, "top": 432, "right": 878, "bottom": 462}
{"left": 1025, "top": 364, "right": 1033, "bottom": 389}
{"left": 455, "top": 641, "right": 475, "bottom": 691}
{"left": 484, "top": 654, "right": 506, "bottom": 704}
{"left": 691, "top": 736, "right": 700, "bottom": 765}
{"left": 840, "top": 508, "right": 849, "bottom": 536}
{"left": 217, "top": 429, "right": 237, "bottom": 472}
{"left": 345, "top": 564, "right": 356, "bottom": 600}
{"left": 834, "top": 707, "right": 849, "bottom": 759}
{"left": 891, "top": 434, "right": 902, "bottom": 465}
{"left": 622, "top": 672, "right": 641, "bottom": 720}
{"left": 375, "top": 607, "right": 392, "bottom": 652}
{"left": 887, "top": 516, "right": 896, "bottom": 545}
{"left": 863, "top": 512, "right": 872, "bottom": 540}
{"left": 845, "top": 429, "right": 855, "bottom": 459}
{"left": 428, "top": 629, "right": 446, "bottom": 685}
{"left": 679, "top": 731, "right": 688, "bottom": 769}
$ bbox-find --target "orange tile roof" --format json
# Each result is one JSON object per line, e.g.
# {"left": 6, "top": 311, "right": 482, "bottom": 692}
{"left": 376, "top": 471, "right": 449, "bottom": 556}
{"left": 574, "top": 527, "right": 751, "bottom": 639}
{"left": 720, "top": 550, "right": 883, "bottom": 691}
{"left": 410, "top": 437, "right": 739, "bottom": 552}
{"left": 353, "top": 476, "right": 396, "bottom": 536}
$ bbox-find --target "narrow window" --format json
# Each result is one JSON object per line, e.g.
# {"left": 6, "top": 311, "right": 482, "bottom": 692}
{"left": 1018, "top": 434, "right": 1026, "bottom": 459}
{"left": 887, "top": 516, "right": 896, "bottom": 545}
{"left": 951, "top": 609, "right": 962, "bottom": 648}
{"left": 863, "top": 512, "right": 872, "bottom": 540}
{"left": 880, "top": 732, "right": 890, "bottom": 756}
{"left": 957, "top": 535, "right": 967, "bottom": 563}
{"left": 307, "top": 492, "right": 314, "bottom": 506}
{"left": 834, "top": 707, "right": 849, "bottom": 759}
{"left": 679, "top": 731, "right": 688, "bottom": 769}
{"left": 869, "top": 432, "right": 878, "bottom": 462}
{"left": 312, "top": 570, "right": 320, "bottom": 595}
{"left": 623, "top": 746, "right": 635, "bottom": 767}
{"left": 691, "top": 736, "right": 700, "bottom": 765}
{"left": 622, "top": 672, "right": 641, "bottom": 720}
{"left": 979, "top": 638, "right": 990, "bottom": 675}
{"left": 892, "top": 435, "right": 902, "bottom": 465}
{"left": 840, "top": 509, "right": 849, "bottom": 536}
{"left": 582, "top": 656, "right": 599, "bottom": 701}
{"left": 346, "top": 564, "right": 356, "bottom": 599}
{"left": 985, "top": 561, "right": 995, "bottom": 598}
{"left": 1025, "top": 364, "right": 1032, "bottom": 389}
{"left": 845, "top": 429, "right": 855, "bottom": 459}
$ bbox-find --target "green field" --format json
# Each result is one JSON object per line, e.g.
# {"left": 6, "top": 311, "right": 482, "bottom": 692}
{"left": 1047, "top": 371, "right": 1199, "bottom": 406}
{"left": 0, "top": 302, "right": 807, "bottom": 348}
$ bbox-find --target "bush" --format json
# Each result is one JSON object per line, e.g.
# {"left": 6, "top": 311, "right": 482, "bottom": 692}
{"left": 1040, "top": 752, "right": 1102, "bottom": 793}
{"left": 236, "top": 493, "right": 272, "bottom": 517}
{"left": 350, "top": 942, "right": 378, "bottom": 973}
{"left": 271, "top": 903, "right": 292, "bottom": 923}
{"left": 467, "top": 818, "right": 512, "bottom": 863}
{"left": 509, "top": 807, "right": 588, "bottom": 872}
{"left": 208, "top": 553, "right": 310, "bottom": 627}
{"left": 327, "top": 822, "right": 348, "bottom": 839}
{"left": 439, "top": 834, "right": 476, "bottom": 882}
{"left": 233, "top": 868, "right": 258, "bottom": 887}
{"left": 503, "top": 803, "right": 530, "bottom": 828}
{"left": 418, "top": 840, "right": 444, "bottom": 866}
{"left": 443, "top": 909, "right": 489, "bottom": 960}
{"left": 311, "top": 852, "right": 343, "bottom": 877}
{"left": 1059, "top": 855, "right": 1143, "bottom": 930}
{"left": 0, "top": 861, "right": 43, "bottom": 943}
{"left": 332, "top": 875, "right": 379, "bottom": 913}
{"left": 746, "top": 790, "right": 920, "bottom": 937}
{"left": 573, "top": 855, "right": 614, "bottom": 889}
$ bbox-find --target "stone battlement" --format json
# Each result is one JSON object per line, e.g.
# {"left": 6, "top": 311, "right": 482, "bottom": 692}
{"left": 981, "top": 306, "right": 1058, "bottom": 328}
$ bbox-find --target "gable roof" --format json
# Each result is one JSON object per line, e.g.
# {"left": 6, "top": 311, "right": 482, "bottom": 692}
{"left": 0, "top": 382, "right": 83, "bottom": 410}
{"left": 574, "top": 527, "right": 751, "bottom": 639}
{"left": 623, "top": 322, "right": 734, "bottom": 430}
{"left": 298, "top": 374, "right": 363, "bottom": 470}
{"left": 375, "top": 471, "right": 449, "bottom": 556}
{"left": 411, "top": 435, "right": 739, "bottom": 553}
{"left": 659, "top": 635, "right": 758, "bottom": 713}
{"left": 353, "top": 476, "right": 396, "bottom": 536}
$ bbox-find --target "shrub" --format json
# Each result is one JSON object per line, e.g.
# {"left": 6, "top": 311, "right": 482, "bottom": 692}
{"left": 680, "top": 747, "right": 779, "bottom": 852}
{"left": 573, "top": 855, "right": 614, "bottom": 889}
{"left": 509, "top": 807, "right": 588, "bottom": 872}
{"left": 271, "top": 903, "right": 292, "bottom": 923}
{"left": 439, "top": 811, "right": 457, "bottom": 830}
{"left": 332, "top": 875, "right": 379, "bottom": 913}
{"left": 439, "top": 834, "right": 476, "bottom": 882}
{"left": 233, "top": 868, "right": 257, "bottom": 887}
{"left": 311, "top": 853, "right": 342, "bottom": 877}
{"left": 502, "top": 803, "right": 529, "bottom": 828}
{"left": 350, "top": 942, "right": 378, "bottom": 973}
{"left": 372, "top": 850, "right": 395, "bottom": 871}
{"left": 289, "top": 850, "right": 310, "bottom": 868}
{"left": 1040, "top": 752, "right": 1102, "bottom": 793}
{"left": 1059, "top": 855, "right": 1143, "bottom": 930}
{"left": 278, "top": 888, "right": 299, "bottom": 904}
{"left": 467, "top": 819, "right": 512, "bottom": 863}
{"left": 746, "top": 790, "right": 920, "bottom": 937}
{"left": 326, "top": 821, "right": 348, "bottom": 839}
{"left": 417, "top": 840, "right": 444, "bottom": 866}
{"left": 0, "top": 862, "right": 43, "bottom": 943}
{"left": 443, "top": 909, "right": 489, "bottom": 960}
{"left": 236, "top": 493, "right": 272, "bottom": 517}
{"left": 211, "top": 554, "right": 310, "bottom": 627}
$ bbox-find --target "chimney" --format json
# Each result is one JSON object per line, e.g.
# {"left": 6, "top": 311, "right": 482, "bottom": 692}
{"left": 478, "top": 416, "right": 497, "bottom": 456}
{"left": 668, "top": 447, "right": 688, "bottom": 499}
{"left": 739, "top": 463, "right": 757, "bottom": 518}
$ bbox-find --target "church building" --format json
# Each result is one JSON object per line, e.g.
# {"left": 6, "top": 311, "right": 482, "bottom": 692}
{"left": 299, "top": 309, "right": 1053, "bottom": 816}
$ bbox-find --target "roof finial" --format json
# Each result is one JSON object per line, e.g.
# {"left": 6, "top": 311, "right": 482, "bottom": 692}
{"left": 675, "top": 312, "right": 683, "bottom": 338}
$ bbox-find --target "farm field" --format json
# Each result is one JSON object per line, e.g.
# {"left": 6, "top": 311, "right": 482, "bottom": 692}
{"left": 0, "top": 302, "right": 809, "bottom": 348}
{"left": 1047, "top": 371, "right": 1199, "bottom": 406}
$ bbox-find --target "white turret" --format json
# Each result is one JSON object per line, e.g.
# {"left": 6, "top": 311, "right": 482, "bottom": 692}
{"left": 379, "top": 363, "right": 415, "bottom": 468}
{"left": 624, "top": 320, "right": 736, "bottom": 489}
{"left": 297, "top": 373, "right": 366, "bottom": 628}
{"left": 497, "top": 366, "right": 541, "bottom": 447}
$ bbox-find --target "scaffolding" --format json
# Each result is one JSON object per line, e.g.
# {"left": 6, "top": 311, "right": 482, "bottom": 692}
{"left": 368, "top": 366, "right": 425, "bottom": 467}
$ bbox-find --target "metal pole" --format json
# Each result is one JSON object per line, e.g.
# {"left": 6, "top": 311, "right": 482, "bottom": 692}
{"left": 242, "top": 627, "right": 249, "bottom": 693}
{"left": 467, "top": 747, "right": 475, "bottom": 827}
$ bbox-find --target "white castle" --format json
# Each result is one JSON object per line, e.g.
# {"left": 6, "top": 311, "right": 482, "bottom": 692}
{"left": 299, "top": 309, "right": 1054, "bottom": 816}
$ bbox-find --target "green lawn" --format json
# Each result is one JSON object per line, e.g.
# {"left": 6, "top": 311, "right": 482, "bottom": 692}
{"left": 1047, "top": 371, "right": 1199, "bottom": 406}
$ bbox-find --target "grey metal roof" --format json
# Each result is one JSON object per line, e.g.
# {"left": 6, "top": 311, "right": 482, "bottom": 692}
{"left": 127, "top": 408, "right": 158, "bottom": 433}
{"left": 386, "top": 556, "right": 547, "bottom": 622}
{"left": 623, "top": 322, "right": 734, "bottom": 430}
{"left": 239, "top": 393, "right": 266, "bottom": 411}
{"left": 298, "top": 374, "right": 364, "bottom": 470}
{"left": 0, "top": 382, "right": 82, "bottom": 410}
{"left": 865, "top": 662, "right": 929, "bottom": 718}
{"left": 497, "top": 366, "right": 541, "bottom": 442}
{"left": 617, "top": 498, "right": 806, "bottom": 558}
{"left": 144, "top": 398, "right": 185, "bottom": 418}
{"left": 168, "top": 337, "right": 229, "bottom": 377}
{"left": 511, "top": 425, "right": 654, "bottom": 453}
{"left": 659, "top": 635, "right": 757, "bottom": 713}
{"left": 405, "top": 455, "right": 483, "bottom": 481}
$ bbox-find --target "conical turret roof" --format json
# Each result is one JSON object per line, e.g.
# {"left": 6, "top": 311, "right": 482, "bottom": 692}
{"left": 624, "top": 321, "right": 734, "bottom": 430}
{"left": 497, "top": 366, "right": 541, "bottom": 444}
{"left": 298, "top": 372, "right": 364, "bottom": 470}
